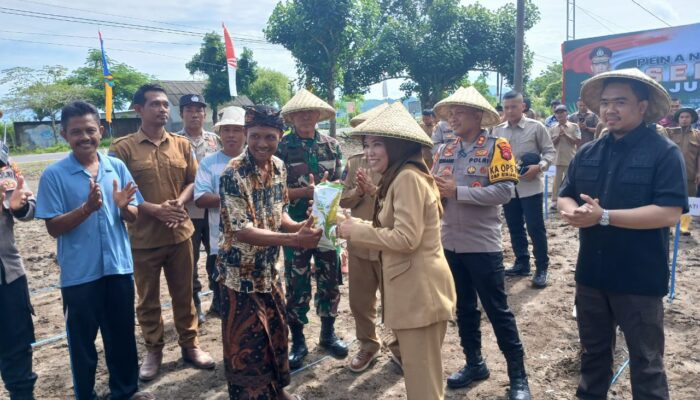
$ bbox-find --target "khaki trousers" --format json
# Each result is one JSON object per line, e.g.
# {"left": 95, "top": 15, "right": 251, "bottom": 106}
{"left": 551, "top": 164, "right": 568, "bottom": 202}
{"left": 132, "top": 239, "right": 198, "bottom": 352}
{"left": 348, "top": 254, "right": 382, "bottom": 353}
{"left": 394, "top": 321, "right": 448, "bottom": 400}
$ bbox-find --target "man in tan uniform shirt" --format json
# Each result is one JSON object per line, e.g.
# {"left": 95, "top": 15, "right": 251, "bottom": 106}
{"left": 339, "top": 152, "right": 383, "bottom": 373}
{"left": 549, "top": 105, "right": 581, "bottom": 210}
{"left": 666, "top": 107, "right": 700, "bottom": 235}
{"left": 109, "top": 83, "right": 214, "bottom": 381}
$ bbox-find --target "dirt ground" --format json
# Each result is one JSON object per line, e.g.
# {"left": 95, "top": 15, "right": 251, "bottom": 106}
{"left": 3, "top": 148, "right": 700, "bottom": 400}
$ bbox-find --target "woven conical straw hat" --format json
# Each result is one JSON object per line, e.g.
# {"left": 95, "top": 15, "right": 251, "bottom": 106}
{"left": 281, "top": 88, "right": 336, "bottom": 122}
{"left": 351, "top": 102, "right": 433, "bottom": 147}
{"left": 581, "top": 68, "right": 670, "bottom": 123}
{"left": 433, "top": 86, "right": 501, "bottom": 127}
{"left": 350, "top": 102, "right": 390, "bottom": 128}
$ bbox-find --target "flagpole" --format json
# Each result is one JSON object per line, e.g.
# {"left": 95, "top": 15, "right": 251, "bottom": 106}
{"left": 98, "top": 30, "right": 114, "bottom": 138}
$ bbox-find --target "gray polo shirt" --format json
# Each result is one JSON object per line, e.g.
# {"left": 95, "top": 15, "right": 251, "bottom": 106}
{"left": 433, "top": 131, "right": 517, "bottom": 253}
{"left": 491, "top": 117, "right": 556, "bottom": 199}
{"left": 0, "top": 172, "right": 35, "bottom": 284}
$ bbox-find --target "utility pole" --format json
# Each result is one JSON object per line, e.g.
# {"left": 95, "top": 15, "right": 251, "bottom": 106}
{"left": 566, "top": 0, "right": 576, "bottom": 41}
{"left": 513, "top": 0, "right": 525, "bottom": 93}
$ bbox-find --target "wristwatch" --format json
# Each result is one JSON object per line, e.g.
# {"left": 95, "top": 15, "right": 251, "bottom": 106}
{"left": 599, "top": 209, "right": 610, "bottom": 226}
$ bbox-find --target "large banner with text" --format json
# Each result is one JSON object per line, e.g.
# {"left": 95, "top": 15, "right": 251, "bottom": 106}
{"left": 562, "top": 23, "right": 700, "bottom": 110}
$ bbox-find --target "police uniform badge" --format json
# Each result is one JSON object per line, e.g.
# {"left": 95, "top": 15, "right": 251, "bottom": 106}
{"left": 439, "top": 165, "right": 453, "bottom": 176}
{"left": 497, "top": 141, "right": 513, "bottom": 160}
{"left": 489, "top": 138, "right": 519, "bottom": 184}
{"left": 443, "top": 143, "right": 456, "bottom": 157}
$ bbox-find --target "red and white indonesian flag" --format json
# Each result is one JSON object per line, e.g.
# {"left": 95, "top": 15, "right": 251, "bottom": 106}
{"left": 223, "top": 23, "right": 237, "bottom": 97}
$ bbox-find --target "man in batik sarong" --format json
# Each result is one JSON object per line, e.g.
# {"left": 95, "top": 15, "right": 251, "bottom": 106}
{"left": 217, "top": 105, "right": 321, "bottom": 400}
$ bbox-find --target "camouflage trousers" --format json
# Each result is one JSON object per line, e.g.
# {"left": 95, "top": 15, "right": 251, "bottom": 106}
{"left": 283, "top": 246, "right": 341, "bottom": 326}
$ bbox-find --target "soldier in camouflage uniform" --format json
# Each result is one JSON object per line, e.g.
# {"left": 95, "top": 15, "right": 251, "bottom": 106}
{"left": 277, "top": 89, "right": 348, "bottom": 369}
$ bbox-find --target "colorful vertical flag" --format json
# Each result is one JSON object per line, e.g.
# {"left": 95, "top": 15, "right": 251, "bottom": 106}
{"left": 98, "top": 31, "right": 114, "bottom": 123}
{"left": 223, "top": 23, "right": 238, "bottom": 97}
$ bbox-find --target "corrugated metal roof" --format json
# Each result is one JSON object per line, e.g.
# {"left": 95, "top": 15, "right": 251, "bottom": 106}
{"left": 159, "top": 80, "right": 207, "bottom": 107}
{"left": 128, "top": 80, "right": 256, "bottom": 109}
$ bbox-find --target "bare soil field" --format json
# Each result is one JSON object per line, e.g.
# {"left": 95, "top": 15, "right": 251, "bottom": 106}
{"left": 3, "top": 148, "right": 699, "bottom": 400}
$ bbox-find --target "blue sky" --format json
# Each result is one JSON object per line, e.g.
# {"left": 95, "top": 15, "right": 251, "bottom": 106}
{"left": 0, "top": 0, "right": 697, "bottom": 105}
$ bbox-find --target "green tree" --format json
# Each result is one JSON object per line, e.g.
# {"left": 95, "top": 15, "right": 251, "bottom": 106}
{"left": 526, "top": 61, "right": 562, "bottom": 116}
{"left": 265, "top": 0, "right": 380, "bottom": 136}
{"left": 65, "top": 49, "right": 153, "bottom": 111}
{"left": 334, "top": 93, "right": 365, "bottom": 127}
{"left": 237, "top": 48, "right": 258, "bottom": 95}
{"left": 0, "top": 66, "right": 91, "bottom": 143}
{"left": 249, "top": 68, "right": 292, "bottom": 107}
{"left": 186, "top": 32, "right": 258, "bottom": 122}
{"left": 458, "top": 73, "right": 498, "bottom": 106}
{"left": 352, "top": 0, "right": 539, "bottom": 108}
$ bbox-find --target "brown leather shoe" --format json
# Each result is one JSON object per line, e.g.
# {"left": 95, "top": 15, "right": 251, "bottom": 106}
{"left": 348, "top": 349, "right": 379, "bottom": 373}
{"left": 139, "top": 351, "right": 163, "bottom": 381}
{"left": 181, "top": 347, "right": 215, "bottom": 369}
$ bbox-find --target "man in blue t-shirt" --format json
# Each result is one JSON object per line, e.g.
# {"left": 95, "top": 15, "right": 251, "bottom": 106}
{"left": 36, "top": 101, "right": 151, "bottom": 400}
{"left": 193, "top": 105, "right": 246, "bottom": 316}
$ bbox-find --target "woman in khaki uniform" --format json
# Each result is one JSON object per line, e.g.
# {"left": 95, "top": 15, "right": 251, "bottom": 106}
{"left": 338, "top": 102, "right": 456, "bottom": 399}
{"left": 666, "top": 107, "right": 700, "bottom": 235}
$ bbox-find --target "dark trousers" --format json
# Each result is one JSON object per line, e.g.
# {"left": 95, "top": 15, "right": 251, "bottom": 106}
{"left": 503, "top": 192, "right": 549, "bottom": 270}
{"left": 62, "top": 274, "right": 139, "bottom": 400}
{"left": 444, "top": 251, "right": 524, "bottom": 360}
{"left": 575, "top": 284, "right": 669, "bottom": 400}
{"left": 205, "top": 255, "right": 221, "bottom": 310}
{"left": 191, "top": 215, "right": 210, "bottom": 299}
{"left": 0, "top": 274, "right": 37, "bottom": 400}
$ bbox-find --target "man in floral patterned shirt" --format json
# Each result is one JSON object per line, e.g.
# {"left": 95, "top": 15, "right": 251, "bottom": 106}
{"left": 217, "top": 105, "right": 321, "bottom": 400}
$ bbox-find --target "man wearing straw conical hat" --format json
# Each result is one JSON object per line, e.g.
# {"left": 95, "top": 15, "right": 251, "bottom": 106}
{"left": 340, "top": 104, "right": 385, "bottom": 372}
{"left": 277, "top": 89, "right": 348, "bottom": 369}
{"left": 432, "top": 86, "right": 531, "bottom": 400}
{"left": 558, "top": 68, "right": 688, "bottom": 399}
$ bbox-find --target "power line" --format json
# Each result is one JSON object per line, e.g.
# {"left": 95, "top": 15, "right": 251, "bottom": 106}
{"left": 0, "top": 29, "right": 281, "bottom": 52}
{"left": 574, "top": 4, "right": 630, "bottom": 32}
{"left": 533, "top": 53, "right": 559, "bottom": 62}
{"left": 0, "top": 6, "right": 273, "bottom": 45}
{"left": 0, "top": 36, "right": 227, "bottom": 68}
{"left": 20, "top": 0, "right": 209, "bottom": 34}
{"left": 0, "top": 29, "right": 200, "bottom": 46}
{"left": 629, "top": 0, "right": 672, "bottom": 27}
{"left": 574, "top": 6, "right": 616, "bottom": 34}
{"left": 18, "top": 0, "right": 269, "bottom": 42}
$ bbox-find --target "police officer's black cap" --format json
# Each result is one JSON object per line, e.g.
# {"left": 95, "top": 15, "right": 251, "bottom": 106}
{"left": 589, "top": 46, "right": 612, "bottom": 60}
{"left": 179, "top": 94, "right": 207, "bottom": 108}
